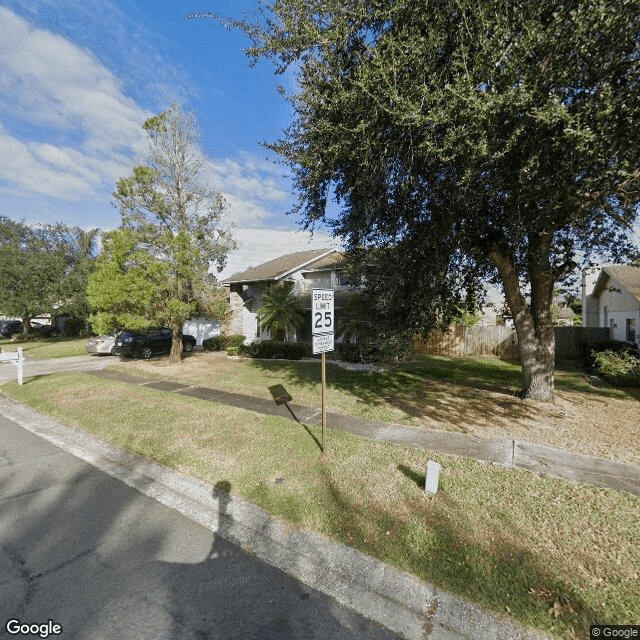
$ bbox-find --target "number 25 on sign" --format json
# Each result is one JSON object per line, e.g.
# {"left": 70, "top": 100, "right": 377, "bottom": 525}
{"left": 312, "top": 289, "right": 334, "bottom": 334}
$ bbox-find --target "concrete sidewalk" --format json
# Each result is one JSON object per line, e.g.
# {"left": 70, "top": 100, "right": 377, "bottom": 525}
{"left": 0, "top": 394, "right": 551, "bottom": 640}
{"left": 88, "top": 369, "right": 640, "bottom": 496}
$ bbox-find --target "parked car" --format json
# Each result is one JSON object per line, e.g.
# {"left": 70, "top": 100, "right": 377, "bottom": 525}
{"left": 0, "top": 320, "right": 23, "bottom": 338}
{"left": 86, "top": 335, "right": 116, "bottom": 355}
{"left": 112, "top": 328, "right": 196, "bottom": 358}
{"left": 30, "top": 321, "right": 59, "bottom": 337}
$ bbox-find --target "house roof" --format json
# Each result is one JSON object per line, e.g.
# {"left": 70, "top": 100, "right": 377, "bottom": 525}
{"left": 223, "top": 248, "right": 341, "bottom": 285}
{"left": 592, "top": 265, "right": 640, "bottom": 304}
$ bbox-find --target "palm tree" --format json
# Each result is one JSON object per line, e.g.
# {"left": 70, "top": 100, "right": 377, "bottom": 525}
{"left": 256, "top": 282, "right": 305, "bottom": 341}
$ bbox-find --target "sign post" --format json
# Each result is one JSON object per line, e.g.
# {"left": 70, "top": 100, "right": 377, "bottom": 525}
{"left": 312, "top": 289, "right": 334, "bottom": 453}
{"left": 0, "top": 347, "right": 24, "bottom": 385}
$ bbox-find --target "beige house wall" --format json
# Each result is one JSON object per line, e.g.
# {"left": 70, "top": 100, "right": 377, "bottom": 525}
{"left": 596, "top": 275, "right": 639, "bottom": 345}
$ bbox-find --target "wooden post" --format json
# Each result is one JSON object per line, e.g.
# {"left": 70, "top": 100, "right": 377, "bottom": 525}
{"left": 321, "top": 351, "right": 327, "bottom": 453}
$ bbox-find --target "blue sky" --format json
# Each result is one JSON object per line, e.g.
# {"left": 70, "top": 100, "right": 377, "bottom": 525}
{"left": 0, "top": 0, "right": 338, "bottom": 279}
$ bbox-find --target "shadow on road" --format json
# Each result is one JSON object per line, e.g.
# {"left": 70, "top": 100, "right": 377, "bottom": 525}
{"left": 0, "top": 421, "right": 397, "bottom": 639}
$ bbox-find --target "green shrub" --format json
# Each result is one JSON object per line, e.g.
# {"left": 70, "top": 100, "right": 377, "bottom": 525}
{"left": 202, "top": 334, "right": 246, "bottom": 351}
{"left": 202, "top": 336, "right": 222, "bottom": 351}
{"left": 239, "top": 340, "right": 308, "bottom": 360}
{"left": 580, "top": 339, "right": 639, "bottom": 370}
{"left": 591, "top": 349, "right": 640, "bottom": 387}
{"left": 333, "top": 341, "right": 385, "bottom": 363}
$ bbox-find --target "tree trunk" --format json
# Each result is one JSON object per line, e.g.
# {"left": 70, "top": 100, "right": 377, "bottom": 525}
{"left": 512, "top": 313, "right": 556, "bottom": 402}
{"left": 488, "top": 244, "right": 556, "bottom": 402}
{"left": 169, "top": 324, "right": 183, "bottom": 362}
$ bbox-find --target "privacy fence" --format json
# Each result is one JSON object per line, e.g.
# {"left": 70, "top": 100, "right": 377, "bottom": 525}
{"left": 414, "top": 325, "right": 611, "bottom": 359}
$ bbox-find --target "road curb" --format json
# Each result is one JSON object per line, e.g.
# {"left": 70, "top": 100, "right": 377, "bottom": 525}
{"left": 0, "top": 394, "right": 552, "bottom": 640}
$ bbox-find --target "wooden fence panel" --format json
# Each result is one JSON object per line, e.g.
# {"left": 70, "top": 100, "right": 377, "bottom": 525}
{"left": 414, "top": 325, "right": 465, "bottom": 357}
{"left": 415, "top": 325, "right": 611, "bottom": 359}
{"left": 554, "top": 326, "right": 611, "bottom": 359}
{"left": 464, "top": 325, "right": 518, "bottom": 357}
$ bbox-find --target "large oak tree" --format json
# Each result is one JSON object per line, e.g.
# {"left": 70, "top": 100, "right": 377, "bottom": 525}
{"left": 228, "top": 0, "right": 640, "bottom": 400}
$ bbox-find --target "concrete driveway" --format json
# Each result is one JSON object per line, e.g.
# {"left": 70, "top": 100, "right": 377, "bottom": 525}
{"left": 0, "top": 355, "right": 111, "bottom": 384}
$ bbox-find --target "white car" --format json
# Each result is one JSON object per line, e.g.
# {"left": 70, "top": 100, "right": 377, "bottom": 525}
{"left": 86, "top": 335, "right": 116, "bottom": 355}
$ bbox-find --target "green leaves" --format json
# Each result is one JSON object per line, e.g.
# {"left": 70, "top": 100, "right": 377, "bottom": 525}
{"left": 0, "top": 218, "right": 95, "bottom": 327}
{"left": 233, "top": 0, "right": 640, "bottom": 397}
{"left": 256, "top": 282, "right": 306, "bottom": 341}
{"left": 93, "top": 103, "right": 235, "bottom": 345}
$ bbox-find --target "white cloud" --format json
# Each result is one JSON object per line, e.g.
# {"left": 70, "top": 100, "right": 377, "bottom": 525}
{"left": 0, "top": 6, "right": 146, "bottom": 200}
{"left": 208, "top": 157, "right": 288, "bottom": 205}
{"left": 203, "top": 151, "right": 294, "bottom": 229}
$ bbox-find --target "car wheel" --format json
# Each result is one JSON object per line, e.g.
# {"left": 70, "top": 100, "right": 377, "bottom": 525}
{"left": 183, "top": 341, "right": 194, "bottom": 353}
{"left": 140, "top": 346, "right": 153, "bottom": 359}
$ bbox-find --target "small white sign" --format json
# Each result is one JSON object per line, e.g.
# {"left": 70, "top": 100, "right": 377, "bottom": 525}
{"left": 425, "top": 460, "right": 441, "bottom": 494}
{"left": 313, "top": 333, "right": 334, "bottom": 354}
{"left": 312, "top": 289, "right": 334, "bottom": 335}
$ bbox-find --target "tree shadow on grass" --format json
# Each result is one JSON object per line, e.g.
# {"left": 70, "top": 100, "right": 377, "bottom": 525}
{"left": 245, "top": 358, "right": 547, "bottom": 435}
{"left": 312, "top": 462, "right": 600, "bottom": 640}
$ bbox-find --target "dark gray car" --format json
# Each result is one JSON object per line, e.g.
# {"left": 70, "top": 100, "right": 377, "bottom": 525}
{"left": 0, "top": 320, "right": 22, "bottom": 338}
{"left": 113, "top": 328, "right": 196, "bottom": 358}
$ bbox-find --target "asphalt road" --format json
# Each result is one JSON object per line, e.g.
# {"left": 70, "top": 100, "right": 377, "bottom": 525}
{"left": 0, "top": 414, "right": 398, "bottom": 640}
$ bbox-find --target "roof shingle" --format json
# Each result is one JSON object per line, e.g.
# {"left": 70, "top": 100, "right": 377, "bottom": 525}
{"left": 593, "top": 265, "right": 640, "bottom": 304}
{"left": 223, "top": 249, "right": 340, "bottom": 284}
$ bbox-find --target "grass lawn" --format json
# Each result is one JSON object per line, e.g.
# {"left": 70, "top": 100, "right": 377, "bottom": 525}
{"left": 2, "top": 366, "right": 638, "bottom": 640}
{"left": 112, "top": 351, "right": 640, "bottom": 465}
{"left": 0, "top": 336, "right": 87, "bottom": 359}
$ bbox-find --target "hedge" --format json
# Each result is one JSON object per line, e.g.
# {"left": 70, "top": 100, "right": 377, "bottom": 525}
{"left": 238, "top": 340, "right": 309, "bottom": 360}
{"left": 202, "top": 334, "right": 246, "bottom": 351}
{"left": 579, "top": 339, "right": 640, "bottom": 370}
{"left": 591, "top": 350, "right": 640, "bottom": 387}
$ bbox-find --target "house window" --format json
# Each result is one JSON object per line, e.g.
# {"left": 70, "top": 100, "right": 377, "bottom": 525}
{"left": 303, "top": 272, "right": 331, "bottom": 287}
{"left": 626, "top": 319, "right": 636, "bottom": 343}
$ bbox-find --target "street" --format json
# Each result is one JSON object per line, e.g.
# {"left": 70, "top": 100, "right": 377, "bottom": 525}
{"left": 0, "top": 414, "right": 397, "bottom": 639}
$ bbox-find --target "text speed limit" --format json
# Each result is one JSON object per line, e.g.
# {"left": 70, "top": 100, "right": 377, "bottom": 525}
{"left": 312, "top": 289, "right": 334, "bottom": 335}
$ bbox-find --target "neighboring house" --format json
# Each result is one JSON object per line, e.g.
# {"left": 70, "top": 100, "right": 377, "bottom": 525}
{"left": 582, "top": 265, "right": 640, "bottom": 345}
{"left": 551, "top": 305, "right": 578, "bottom": 327}
{"left": 222, "top": 249, "right": 350, "bottom": 343}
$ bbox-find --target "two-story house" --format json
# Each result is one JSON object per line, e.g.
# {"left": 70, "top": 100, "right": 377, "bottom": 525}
{"left": 582, "top": 264, "right": 640, "bottom": 345}
{"left": 222, "top": 248, "right": 351, "bottom": 343}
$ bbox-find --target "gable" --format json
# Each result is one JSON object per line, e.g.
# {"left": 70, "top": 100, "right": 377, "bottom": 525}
{"left": 593, "top": 265, "right": 640, "bottom": 305}
{"left": 223, "top": 249, "right": 341, "bottom": 285}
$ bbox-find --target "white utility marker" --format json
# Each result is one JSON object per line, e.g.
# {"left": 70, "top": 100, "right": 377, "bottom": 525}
{"left": 0, "top": 347, "right": 24, "bottom": 385}
{"left": 425, "top": 460, "right": 441, "bottom": 494}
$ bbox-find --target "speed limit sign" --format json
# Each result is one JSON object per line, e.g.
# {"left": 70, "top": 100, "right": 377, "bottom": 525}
{"left": 312, "top": 289, "right": 334, "bottom": 336}
{"left": 312, "top": 289, "right": 334, "bottom": 453}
